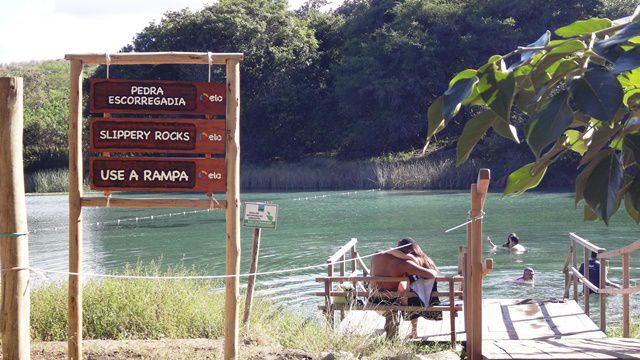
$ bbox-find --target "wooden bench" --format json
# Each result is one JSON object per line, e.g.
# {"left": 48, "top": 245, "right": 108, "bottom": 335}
{"left": 315, "top": 238, "right": 464, "bottom": 344}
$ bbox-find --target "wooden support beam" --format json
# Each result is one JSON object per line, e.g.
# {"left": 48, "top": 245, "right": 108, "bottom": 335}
{"left": 0, "top": 77, "right": 30, "bottom": 359}
{"left": 68, "top": 59, "right": 84, "bottom": 360}
{"left": 242, "top": 228, "right": 262, "bottom": 325}
{"left": 81, "top": 197, "right": 227, "bottom": 209}
{"left": 224, "top": 59, "right": 241, "bottom": 360}
{"left": 64, "top": 52, "right": 244, "bottom": 65}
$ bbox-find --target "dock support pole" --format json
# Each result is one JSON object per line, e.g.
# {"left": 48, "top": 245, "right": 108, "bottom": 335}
{"left": 224, "top": 59, "right": 241, "bottom": 360}
{"left": 466, "top": 169, "right": 490, "bottom": 360}
{"left": 243, "top": 228, "right": 262, "bottom": 325}
{"left": 68, "top": 59, "right": 84, "bottom": 360}
{"left": 0, "top": 77, "right": 30, "bottom": 360}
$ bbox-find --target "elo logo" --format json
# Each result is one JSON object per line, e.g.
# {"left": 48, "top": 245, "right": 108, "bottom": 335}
{"left": 200, "top": 92, "right": 224, "bottom": 103}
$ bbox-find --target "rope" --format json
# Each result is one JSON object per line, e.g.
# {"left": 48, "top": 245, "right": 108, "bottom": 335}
{"left": 0, "top": 232, "right": 28, "bottom": 237}
{"left": 4, "top": 243, "right": 411, "bottom": 280}
{"left": 444, "top": 210, "right": 485, "bottom": 233}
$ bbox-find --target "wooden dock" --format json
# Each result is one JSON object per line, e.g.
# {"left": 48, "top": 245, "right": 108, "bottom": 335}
{"left": 339, "top": 298, "right": 640, "bottom": 359}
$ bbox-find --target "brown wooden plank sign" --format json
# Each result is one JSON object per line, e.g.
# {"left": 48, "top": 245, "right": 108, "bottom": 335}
{"left": 90, "top": 79, "right": 226, "bottom": 115}
{"left": 90, "top": 157, "right": 225, "bottom": 192}
{"left": 90, "top": 118, "right": 225, "bottom": 153}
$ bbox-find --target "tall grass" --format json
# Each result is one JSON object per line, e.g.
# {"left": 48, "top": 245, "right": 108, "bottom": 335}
{"left": 30, "top": 262, "right": 443, "bottom": 357}
{"left": 25, "top": 168, "right": 69, "bottom": 193}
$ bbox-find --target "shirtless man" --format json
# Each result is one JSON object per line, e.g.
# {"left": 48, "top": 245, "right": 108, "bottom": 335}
{"left": 370, "top": 250, "right": 437, "bottom": 337}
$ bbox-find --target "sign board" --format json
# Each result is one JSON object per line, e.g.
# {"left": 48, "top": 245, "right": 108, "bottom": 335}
{"left": 90, "top": 79, "right": 226, "bottom": 115}
{"left": 243, "top": 202, "right": 278, "bottom": 229}
{"left": 90, "top": 118, "right": 225, "bottom": 153}
{"left": 90, "top": 157, "right": 225, "bottom": 192}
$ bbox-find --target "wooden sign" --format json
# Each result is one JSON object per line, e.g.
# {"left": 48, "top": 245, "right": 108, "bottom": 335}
{"left": 90, "top": 79, "right": 226, "bottom": 115}
{"left": 90, "top": 157, "right": 225, "bottom": 192}
{"left": 90, "top": 118, "right": 225, "bottom": 153}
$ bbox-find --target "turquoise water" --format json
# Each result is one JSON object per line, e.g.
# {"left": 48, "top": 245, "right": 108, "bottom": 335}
{"left": 27, "top": 190, "right": 639, "bottom": 322}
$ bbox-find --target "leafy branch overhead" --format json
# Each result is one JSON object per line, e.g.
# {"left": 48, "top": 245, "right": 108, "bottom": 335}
{"left": 426, "top": 8, "right": 640, "bottom": 225}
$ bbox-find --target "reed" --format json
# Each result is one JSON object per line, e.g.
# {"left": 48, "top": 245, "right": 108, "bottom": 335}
{"left": 30, "top": 261, "right": 444, "bottom": 357}
{"left": 25, "top": 168, "right": 69, "bottom": 193}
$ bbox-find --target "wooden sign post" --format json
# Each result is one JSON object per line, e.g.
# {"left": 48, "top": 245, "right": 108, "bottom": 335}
{"left": 0, "top": 77, "right": 30, "bottom": 359}
{"left": 465, "top": 169, "right": 490, "bottom": 360}
{"left": 65, "top": 52, "right": 243, "bottom": 360}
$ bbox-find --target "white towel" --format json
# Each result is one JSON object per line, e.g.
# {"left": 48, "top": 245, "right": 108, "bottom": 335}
{"left": 409, "top": 270, "right": 437, "bottom": 309}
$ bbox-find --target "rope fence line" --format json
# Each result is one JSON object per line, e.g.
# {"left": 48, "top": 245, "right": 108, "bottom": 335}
{"left": 2, "top": 242, "right": 410, "bottom": 280}
{"left": 29, "top": 189, "right": 382, "bottom": 235}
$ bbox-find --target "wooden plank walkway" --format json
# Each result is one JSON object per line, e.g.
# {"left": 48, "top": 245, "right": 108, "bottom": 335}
{"left": 339, "top": 298, "right": 640, "bottom": 359}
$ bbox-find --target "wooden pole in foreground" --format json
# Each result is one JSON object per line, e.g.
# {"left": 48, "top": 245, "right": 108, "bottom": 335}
{"left": 0, "top": 77, "right": 30, "bottom": 359}
{"left": 68, "top": 60, "right": 84, "bottom": 360}
{"left": 467, "top": 169, "right": 490, "bottom": 360}
{"left": 224, "top": 59, "right": 241, "bottom": 360}
{"left": 243, "top": 228, "right": 262, "bottom": 325}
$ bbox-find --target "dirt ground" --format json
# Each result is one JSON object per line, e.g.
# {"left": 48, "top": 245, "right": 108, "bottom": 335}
{"left": 10, "top": 339, "right": 461, "bottom": 360}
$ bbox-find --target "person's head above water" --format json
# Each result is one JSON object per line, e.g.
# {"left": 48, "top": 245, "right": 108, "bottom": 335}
{"left": 591, "top": 251, "right": 598, "bottom": 260}
{"left": 397, "top": 237, "right": 438, "bottom": 271}
{"left": 523, "top": 267, "right": 535, "bottom": 280}
{"left": 508, "top": 233, "right": 519, "bottom": 245}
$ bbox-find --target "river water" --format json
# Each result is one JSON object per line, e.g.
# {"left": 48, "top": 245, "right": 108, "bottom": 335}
{"left": 26, "top": 190, "right": 640, "bottom": 323}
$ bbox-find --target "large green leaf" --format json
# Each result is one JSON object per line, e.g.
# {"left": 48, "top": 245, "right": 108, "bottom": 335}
{"left": 456, "top": 110, "right": 497, "bottom": 165}
{"left": 625, "top": 174, "right": 640, "bottom": 223}
{"left": 548, "top": 59, "right": 580, "bottom": 79}
{"left": 555, "top": 18, "right": 613, "bottom": 38}
{"left": 594, "top": 22, "right": 640, "bottom": 54}
{"left": 584, "top": 204, "right": 600, "bottom": 221}
{"left": 477, "top": 66, "right": 515, "bottom": 121}
{"left": 492, "top": 117, "right": 520, "bottom": 143}
{"left": 508, "top": 31, "right": 550, "bottom": 71}
{"left": 526, "top": 90, "right": 574, "bottom": 157}
{"left": 427, "top": 96, "right": 445, "bottom": 139}
{"left": 583, "top": 152, "right": 624, "bottom": 224}
{"left": 569, "top": 68, "right": 624, "bottom": 123}
{"left": 564, "top": 129, "right": 588, "bottom": 155}
{"left": 443, "top": 77, "right": 479, "bottom": 120}
{"left": 504, "top": 162, "right": 547, "bottom": 196}
{"left": 617, "top": 67, "right": 640, "bottom": 91}
{"left": 575, "top": 150, "right": 611, "bottom": 206}
{"left": 613, "top": 50, "right": 640, "bottom": 75}
{"left": 448, "top": 69, "right": 477, "bottom": 88}
{"left": 548, "top": 39, "right": 587, "bottom": 55}
{"left": 624, "top": 133, "right": 640, "bottom": 162}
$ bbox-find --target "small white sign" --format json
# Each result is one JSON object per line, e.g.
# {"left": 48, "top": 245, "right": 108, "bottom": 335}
{"left": 243, "top": 202, "right": 278, "bottom": 229}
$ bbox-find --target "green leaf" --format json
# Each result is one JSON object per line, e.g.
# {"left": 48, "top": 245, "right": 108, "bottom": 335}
{"left": 594, "top": 22, "right": 640, "bottom": 54}
{"left": 618, "top": 68, "right": 640, "bottom": 91}
{"left": 448, "top": 69, "right": 477, "bottom": 88}
{"left": 575, "top": 151, "right": 611, "bottom": 206}
{"left": 492, "top": 118, "right": 520, "bottom": 143}
{"left": 564, "top": 129, "right": 588, "bottom": 155}
{"left": 613, "top": 50, "right": 640, "bottom": 74}
{"left": 548, "top": 59, "right": 580, "bottom": 78}
{"left": 569, "top": 68, "right": 624, "bottom": 123}
{"left": 624, "top": 192, "right": 640, "bottom": 224}
{"left": 427, "top": 96, "right": 445, "bottom": 139}
{"left": 555, "top": 18, "right": 613, "bottom": 38}
{"left": 624, "top": 133, "right": 640, "bottom": 162}
{"left": 548, "top": 39, "right": 587, "bottom": 55}
{"left": 477, "top": 67, "right": 515, "bottom": 121}
{"left": 443, "top": 77, "right": 479, "bottom": 120}
{"left": 504, "top": 162, "right": 547, "bottom": 196}
{"left": 584, "top": 204, "right": 600, "bottom": 221}
{"left": 583, "top": 152, "right": 624, "bottom": 225}
{"left": 526, "top": 90, "right": 574, "bottom": 157}
{"left": 456, "top": 110, "right": 497, "bottom": 165}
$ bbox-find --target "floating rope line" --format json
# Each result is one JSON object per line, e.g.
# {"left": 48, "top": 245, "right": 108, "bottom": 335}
{"left": 0, "top": 232, "right": 29, "bottom": 237}
{"left": 30, "top": 190, "right": 381, "bottom": 234}
{"left": 8, "top": 243, "right": 410, "bottom": 280}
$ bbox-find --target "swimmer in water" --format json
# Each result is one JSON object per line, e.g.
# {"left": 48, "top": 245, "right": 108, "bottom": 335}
{"left": 513, "top": 267, "right": 535, "bottom": 285}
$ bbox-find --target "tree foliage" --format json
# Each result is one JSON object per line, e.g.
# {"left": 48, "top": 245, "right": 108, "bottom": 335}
{"left": 426, "top": 9, "right": 640, "bottom": 224}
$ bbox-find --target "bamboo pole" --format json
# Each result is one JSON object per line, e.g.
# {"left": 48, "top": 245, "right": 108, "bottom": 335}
{"left": 242, "top": 228, "right": 262, "bottom": 325}
{"left": 0, "top": 77, "right": 30, "bottom": 359}
{"left": 623, "top": 253, "right": 630, "bottom": 337}
{"left": 224, "top": 59, "right": 241, "bottom": 360}
{"left": 68, "top": 60, "right": 84, "bottom": 360}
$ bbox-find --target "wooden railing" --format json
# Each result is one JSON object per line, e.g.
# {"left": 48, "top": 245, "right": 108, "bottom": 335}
{"left": 316, "top": 238, "right": 464, "bottom": 344}
{"left": 563, "top": 232, "right": 640, "bottom": 336}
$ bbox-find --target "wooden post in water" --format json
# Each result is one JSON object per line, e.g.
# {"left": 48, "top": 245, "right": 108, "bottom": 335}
{"left": 466, "top": 169, "right": 490, "bottom": 360}
{"left": 68, "top": 59, "right": 84, "bottom": 360}
{"left": 224, "top": 59, "right": 241, "bottom": 360}
{"left": 0, "top": 77, "right": 30, "bottom": 359}
{"left": 243, "top": 228, "right": 262, "bottom": 325}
